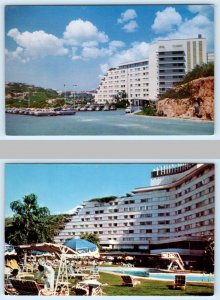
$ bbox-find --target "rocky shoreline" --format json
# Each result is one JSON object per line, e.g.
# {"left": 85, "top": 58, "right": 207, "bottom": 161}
{"left": 156, "top": 77, "right": 214, "bottom": 121}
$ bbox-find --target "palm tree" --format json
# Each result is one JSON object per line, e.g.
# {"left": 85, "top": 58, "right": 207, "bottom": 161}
{"left": 8, "top": 194, "right": 51, "bottom": 245}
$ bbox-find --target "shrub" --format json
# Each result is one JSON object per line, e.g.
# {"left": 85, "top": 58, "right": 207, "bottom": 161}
{"left": 181, "top": 63, "right": 214, "bottom": 84}
{"left": 160, "top": 83, "right": 191, "bottom": 100}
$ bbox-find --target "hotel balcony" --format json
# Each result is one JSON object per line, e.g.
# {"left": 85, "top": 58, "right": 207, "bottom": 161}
{"left": 159, "top": 65, "right": 185, "bottom": 70}
{"left": 159, "top": 59, "right": 185, "bottom": 64}
{"left": 158, "top": 52, "right": 185, "bottom": 58}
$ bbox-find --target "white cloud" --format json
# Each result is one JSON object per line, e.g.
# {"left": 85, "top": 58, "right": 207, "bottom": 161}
{"left": 118, "top": 9, "right": 138, "bottom": 33}
{"left": 100, "top": 63, "right": 109, "bottom": 74}
{"left": 70, "top": 40, "right": 125, "bottom": 61}
{"left": 5, "top": 46, "right": 29, "bottom": 63}
{"left": 157, "top": 14, "right": 214, "bottom": 50}
{"left": 152, "top": 7, "right": 182, "bottom": 33}
{"left": 7, "top": 28, "right": 68, "bottom": 60}
{"left": 70, "top": 47, "right": 82, "bottom": 60}
{"left": 188, "top": 5, "right": 214, "bottom": 17}
{"left": 117, "top": 9, "right": 137, "bottom": 24}
{"left": 63, "top": 19, "right": 108, "bottom": 46}
{"left": 81, "top": 46, "right": 108, "bottom": 59}
{"left": 109, "top": 40, "right": 125, "bottom": 50}
{"left": 123, "top": 20, "right": 138, "bottom": 32}
{"left": 109, "top": 41, "right": 149, "bottom": 67}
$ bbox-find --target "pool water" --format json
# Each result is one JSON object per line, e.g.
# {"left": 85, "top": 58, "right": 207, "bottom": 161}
{"left": 99, "top": 267, "right": 214, "bottom": 283}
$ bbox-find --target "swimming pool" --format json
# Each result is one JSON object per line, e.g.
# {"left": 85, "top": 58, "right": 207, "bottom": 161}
{"left": 99, "top": 267, "right": 214, "bottom": 283}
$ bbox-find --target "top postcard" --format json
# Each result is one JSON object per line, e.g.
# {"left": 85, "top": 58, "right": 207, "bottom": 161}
{"left": 5, "top": 4, "right": 214, "bottom": 136}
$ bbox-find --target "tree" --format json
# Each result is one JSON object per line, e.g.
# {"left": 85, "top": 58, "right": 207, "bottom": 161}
{"left": 113, "top": 91, "right": 129, "bottom": 108}
{"left": 8, "top": 194, "right": 51, "bottom": 245}
{"left": 80, "top": 232, "right": 100, "bottom": 248}
{"left": 203, "top": 237, "right": 214, "bottom": 273}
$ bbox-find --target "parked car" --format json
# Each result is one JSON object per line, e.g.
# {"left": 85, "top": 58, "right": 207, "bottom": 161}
{"left": 125, "top": 106, "right": 134, "bottom": 113}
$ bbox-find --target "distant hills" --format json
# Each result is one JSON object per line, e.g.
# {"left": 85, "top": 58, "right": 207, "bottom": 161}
{"left": 5, "top": 82, "right": 95, "bottom": 108}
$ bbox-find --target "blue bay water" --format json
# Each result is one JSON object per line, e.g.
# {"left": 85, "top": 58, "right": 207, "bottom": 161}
{"left": 6, "top": 110, "right": 214, "bottom": 136}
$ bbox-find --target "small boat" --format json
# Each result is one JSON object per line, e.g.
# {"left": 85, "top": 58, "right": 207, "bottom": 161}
{"left": 110, "top": 105, "right": 116, "bottom": 110}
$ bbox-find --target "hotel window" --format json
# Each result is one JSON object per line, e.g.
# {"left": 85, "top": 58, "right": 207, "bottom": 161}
{"left": 208, "top": 197, "right": 214, "bottom": 204}
{"left": 140, "top": 221, "right": 152, "bottom": 225}
{"left": 209, "top": 186, "right": 215, "bottom": 193}
{"left": 158, "top": 228, "right": 170, "bottom": 233}
{"left": 158, "top": 212, "right": 170, "bottom": 217}
{"left": 140, "top": 214, "right": 152, "bottom": 218}
{"left": 158, "top": 220, "right": 170, "bottom": 225}
{"left": 141, "top": 199, "right": 148, "bottom": 203}
{"left": 185, "top": 206, "right": 191, "bottom": 212}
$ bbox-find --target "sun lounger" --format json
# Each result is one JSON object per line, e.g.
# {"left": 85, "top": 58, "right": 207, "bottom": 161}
{"left": 173, "top": 275, "right": 186, "bottom": 290}
{"left": 10, "top": 279, "right": 68, "bottom": 296}
{"left": 4, "top": 283, "right": 18, "bottom": 295}
{"left": 10, "top": 279, "right": 43, "bottom": 295}
{"left": 121, "top": 275, "right": 141, "bottom": 287}
{"left": 168, "top": 275, "right": 186, "bottom": 290}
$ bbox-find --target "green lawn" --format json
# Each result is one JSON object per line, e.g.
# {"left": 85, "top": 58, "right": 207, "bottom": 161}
{"left": 11, "top": 270, "right": 214, "bottom": 296}
{"left": 98, "top": 272, "right": 214, "bottom": 296}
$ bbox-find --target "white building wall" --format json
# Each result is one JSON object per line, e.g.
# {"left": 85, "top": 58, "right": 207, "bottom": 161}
{"left": 95, "top": 60, "right": 149, "bottom": 104}
{"left": 148, "top": 37, "right": 207, "bottom": 100}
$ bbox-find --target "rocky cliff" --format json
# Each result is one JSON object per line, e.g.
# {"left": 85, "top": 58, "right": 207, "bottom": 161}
{"left": 156, "top": 76, "right": 214, "bottom": 120}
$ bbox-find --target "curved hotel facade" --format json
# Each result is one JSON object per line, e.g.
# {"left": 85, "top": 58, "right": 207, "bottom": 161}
{"left": 95, "top": 35, "right": 207, "bottom": 104}
{"left": 55, "top": 163, "right": 214, "bottom": 263}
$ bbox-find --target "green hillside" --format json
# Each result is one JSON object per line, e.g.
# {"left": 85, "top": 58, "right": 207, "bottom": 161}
{"left": 5, "top": 82, "right": 94, "bottom": 108}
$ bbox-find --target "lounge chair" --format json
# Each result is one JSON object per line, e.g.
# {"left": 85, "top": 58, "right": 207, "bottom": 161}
{"left": 10, "top": 279, "right": 42, "bottom": 295}
{"left": 121, "top": 275, "right": 141, "bottom": 287}
{"left": 171, "top": 275, "right": 186, "bottom": 290}
{"left": 88, "top": 270, "right": 100, "bottom": 279}
{"left": 4, "top": 283, "right": 18, "bottom": 295}
{"left": 10, "top": 279, "right": 68, "bottom": 296}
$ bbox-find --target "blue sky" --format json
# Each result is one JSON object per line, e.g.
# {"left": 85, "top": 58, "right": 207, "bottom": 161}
{"left": 5, "top": 163, "right": 179, "bottom": 217}
{"left": 5, "top": 5, "right": 214, "bottom": 91}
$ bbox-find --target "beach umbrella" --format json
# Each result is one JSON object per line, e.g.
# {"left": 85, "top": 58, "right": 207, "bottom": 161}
{"left": 64, "top": 239, "right": 99, "bottom": 258}
{"left": 4, "top": 243, "right": 17, "bottom": 256}
{"left": 79, "top": 279, "right": 104, "bottom": 287}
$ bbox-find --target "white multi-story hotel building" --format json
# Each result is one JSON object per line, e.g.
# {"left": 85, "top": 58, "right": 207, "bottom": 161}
{"left": 95, "top": 35, "right": 207, "bottom": 103}
{"left": 95, "top": 59, "right": 149, "bottom": 105}
{"left": 55, "top": 163, "right": 214, "bottom": 264}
